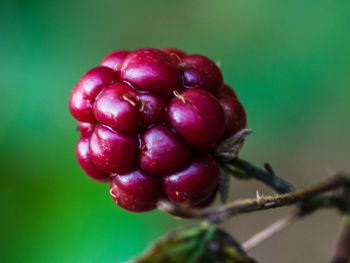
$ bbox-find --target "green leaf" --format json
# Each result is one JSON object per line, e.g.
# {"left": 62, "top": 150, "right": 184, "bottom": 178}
{"left": 133, "top": 226, "right": 256, "bottom": 263}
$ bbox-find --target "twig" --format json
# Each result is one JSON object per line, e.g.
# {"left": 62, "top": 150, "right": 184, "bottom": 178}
{"left": 158, "top": 173, "right": 350, "bottom": 224}
{"left": 229, "top": 158, "right": 296, "bottom": 194}
{"left": 330, "top": 215, "right": 350, "bottom": 263}
{"left": 242, "top": 188, "right": 350, "bottom": 252}
{"left": 242, "top": 212, "right": 299, "bottom": 251}
{"left": 215, "top": 129, "right": 295, "bottom": 194}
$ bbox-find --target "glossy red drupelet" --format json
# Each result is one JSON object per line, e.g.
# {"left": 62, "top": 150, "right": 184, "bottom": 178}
{"left": 100, "top": 50, "right": 130, "bottom": 73}
{"left": 167, "top": 89, "right": 226, "bottom": 149}
{"left": 219, "top": 96, "right": 247, "bottom": 138}
{"left": 162, "top": 154, "right": 220, "bottom": 206}
{"left": 180, "top": 54, "right": 223, "bottom": 95}
{"left": 140, "top": 125, "right": 192, "bottom": 174}
{"left": 69, "top": 66, "right": 117, "bottom": 122}
{"left": 76, "top": 136, "right": 110, "bottom": 182}
{"left": 93, "top": 82, "right": 139, "bottom": 132}
{"left": 89, "top": 124, "right": 139, "bottom": 174}
{"left": 110, "top": 169, "right": 163, "bottom": 212}
{"left": 119, "top": 48, "right": 183, "bottom": 97}
{"left": 69, "top": 48, "right": 247, "bottom": 213}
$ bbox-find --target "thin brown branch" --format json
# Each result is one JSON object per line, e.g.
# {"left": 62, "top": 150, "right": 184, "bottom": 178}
{"left": 330, "top": 215, "right": 350, "bottom": 263}
{"left": 242, "top": 212, "right": 299, "bottom": 251}
{"left": 158, "top": 173, "right": 350, "bottom": 224}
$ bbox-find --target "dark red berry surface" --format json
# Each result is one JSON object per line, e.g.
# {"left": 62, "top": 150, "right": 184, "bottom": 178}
{"left": 138, "top": 93, "right": 167, "bottom": 128}
{"left": 93, "top": 82, "right": 139, "bottom": 132}
{"left": 69, "top": 47, "right": 247, "bottom": 213}
{"left": 219, "top": 84, "right": 238, "bottom": 99}
{"left": 168, "top": 189, "right": 218, "bottom": 218}
{"left": 89, "top": 124, "right": 139, "bottom": 174}
{"left": 162, "top": 154, "right": 219, "bottom": 206}
{"left": 180, "top": 54, "right": 223, "bottom": 95}
{"left": 168, "top": 89, "right": 225, "bottom": 149}
{"left": 69, "top": 66, "right": 117, "bottom": 122}
{"left": 195, "top": 189, "right": 218, "bottom": 208}
{"left": 110, "top": 169, "right": 162, "bottom": 212}
{"left": 120, "top": 48, "right": 183, "bottom": 97}
{"left": 101, "top": 50, "right": 130, "bottom": 73}
{"left": 219, "top": 96, "right": 247, "bottom": 138}
{"left": 76, "top": 136, "right": 111, "bottom": 182}
{"left": 140, "top": 125, "right": 192, "bottom": 174}
{"left": 77, "top": 122, "right": 95, "bottom": 136}
{"left": 161, "top": 48, "right": 187, "bottom": 63}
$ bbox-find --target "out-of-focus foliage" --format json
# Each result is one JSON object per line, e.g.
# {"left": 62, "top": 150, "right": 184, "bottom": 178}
{"left": 135, "top": 226, "right": 256, "bottom": 263}
{"left": 1, "top": 0, "right": 349, "bottom": 262}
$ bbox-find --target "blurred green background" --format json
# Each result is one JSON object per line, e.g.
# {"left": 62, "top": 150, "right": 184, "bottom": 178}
{"left": 1, "top": 0, "right": 349, "bottom": 262}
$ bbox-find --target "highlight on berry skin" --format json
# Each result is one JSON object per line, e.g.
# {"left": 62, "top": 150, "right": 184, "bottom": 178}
{"left": 69, "top": 48, "right": 247, "bottom": 213}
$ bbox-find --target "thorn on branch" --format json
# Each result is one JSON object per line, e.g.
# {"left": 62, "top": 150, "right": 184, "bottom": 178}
{"left": 264, "top": 163, "right": 275, "bottom": 176}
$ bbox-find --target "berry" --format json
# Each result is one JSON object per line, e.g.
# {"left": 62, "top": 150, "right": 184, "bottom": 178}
{"left": 168, "top": 189, "right": 218, "bottom": 218}
{"left": 77, "top": 122, "right": 95, "bottom": 136}
{"left": 140, "top": 125, "right": 192, "bottom": 174}
{"left": 195, "top": 189, "right": 217, "bottom": 208}
{"left": 138, "top": 93, "right": 167, "bottom": 128}
{"left": 69, "top": 66, "right": 117, "bottom": 122}
{"left": 76, "top": 136, "right": 110, "bottom": 182}
{"left": 219, "top": 96, "right": 247, "bottom": 138}
{"left": 120, "top": 48, "right": 182, "bottom": 97}
{"left": 101, "top": 50, "right": 130, "bottom": 73}
{"left": 110, "top": 169, "right": 163, "bottom": 212}
{"left": 168, "top": 89, "right": 225, "bottom": 149}
{"left": 180, "top": 54, "right": 223, "bottom": 95}
{"left": 89, "top": 124, "right": 139, "bottom": 174}
{"left": 161, "top": 48, "right": 187, "bottom": 63}
{"left": 93, "top": 82, "right": 139, "bottom": 132}
{"left": 69, "top": 48, "right": 248, "bottom": 213}
{"left": 219, "top": 84, "right": 238, "bottom": 99}
{"left": 162, "top": 155, "right": 219, "bottom": 206}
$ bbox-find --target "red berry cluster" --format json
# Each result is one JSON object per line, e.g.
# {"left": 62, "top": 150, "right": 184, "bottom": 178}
{"left": 69, "top": 48, "right": 247, "bottom": 213}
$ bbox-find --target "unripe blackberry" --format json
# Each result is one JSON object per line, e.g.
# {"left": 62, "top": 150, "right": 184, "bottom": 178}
{"left": 69, "top": 48, "right": 247, "bottom": 213}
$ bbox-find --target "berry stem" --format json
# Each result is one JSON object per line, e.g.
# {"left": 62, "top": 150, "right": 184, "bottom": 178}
{"left": 228, "top": 158, "right": 296, "bottom": 194}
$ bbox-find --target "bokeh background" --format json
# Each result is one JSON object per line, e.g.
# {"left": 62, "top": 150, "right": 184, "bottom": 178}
{"left": 1, "top": 0, "right": 349, "bottom": 262}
